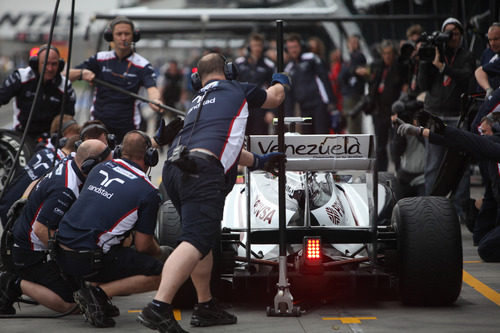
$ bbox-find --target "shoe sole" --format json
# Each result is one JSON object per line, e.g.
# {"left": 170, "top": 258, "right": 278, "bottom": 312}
{"left": 74, "top": 292, "right": 115, "bottom": 328}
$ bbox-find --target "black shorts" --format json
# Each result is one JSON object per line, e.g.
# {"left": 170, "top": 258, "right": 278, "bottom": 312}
{"left": 164, "top": 156, "right": 226, "bottom": 257}
{"left": 13, "top": 248, "right": 76, "bottom": 303}
{"left": 56, "top": 246, "right": 163, "bottom": 283}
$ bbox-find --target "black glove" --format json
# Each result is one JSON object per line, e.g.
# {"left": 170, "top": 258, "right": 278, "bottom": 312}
{"left": 271, "top": 72, "right": 291, "bottom": 92}
{"left": 417, "top": 110, "right": 446, "bottom": 135}
{"left": 249, "top": 152, "right": 286, "bottom": 176}
{"left": 153, "top": 117, "right": 184, "bottom": 146}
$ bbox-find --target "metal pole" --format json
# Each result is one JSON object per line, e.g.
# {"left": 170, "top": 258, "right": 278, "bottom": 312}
{"left": 92, "top": 78, "right": 185, "bottom": 117}
{"left": 276, "top": 20, "right": 286, "bottom": 258}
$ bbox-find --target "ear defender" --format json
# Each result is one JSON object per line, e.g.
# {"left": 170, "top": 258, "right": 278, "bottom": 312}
{"left": 103, "top": 16, "right": 140, "bottom": 43}
{"left": 80, "top": 146, "right": 112, "bottom": 175}
{"left": 29, "top": 45, "right": 65, "bottom": 74}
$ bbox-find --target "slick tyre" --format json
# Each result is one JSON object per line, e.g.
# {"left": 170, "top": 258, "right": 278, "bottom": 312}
{"left": 392, "top": 196, "right": 462, "bottom": 306}
{"left": 0, "top": 130, "right": 35, "bottom": 193}
{"left": 156, "top": 200, "right": 182, "bottom": 248}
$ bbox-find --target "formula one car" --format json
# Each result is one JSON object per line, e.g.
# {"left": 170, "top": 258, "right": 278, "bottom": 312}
{"left": 156, "top": 126, "right": 462, "bottom": 310}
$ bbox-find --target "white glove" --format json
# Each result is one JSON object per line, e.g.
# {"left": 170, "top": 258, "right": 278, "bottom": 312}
{"left": 396, "top": 121, "right": 423, "bottom": 137}
{"left": 486, "top": 87, "right": 494, "bottom": 99}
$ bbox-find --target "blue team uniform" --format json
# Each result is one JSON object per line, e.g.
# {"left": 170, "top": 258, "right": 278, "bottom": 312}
{"left": 76, "top": 51, "right": 157, "bottom": 140}
{"left": 56, "top": 158, "right": 163, "bottom": 281}
{"left": 284, "top": 52, "right": 335, "bottom": 134}
{"left": 164, "top": 79, "right": 266, "bottom": 256}
{"left": 0, "top": 67, "right": 75, "bottom": 139}
{"left": 0, "top": 147, "right": 67, "bottom": 226}
{"left": 10, "top": 159, "right": 85, "bottom": 302}
{"left": 235, "top": 55, "right": 275, "bottom": 134}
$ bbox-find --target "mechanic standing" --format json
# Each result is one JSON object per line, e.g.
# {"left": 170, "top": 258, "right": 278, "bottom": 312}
{"left": 137, "top": 52, "right": 289, "bottom": 333}
{"left": 417, "top": 17, "right": 475, "bottom": 220}
{"left": 68, "top": 16, "right": 162, "bottom": 143}
{"left": 0, "top": 139, "right": 110, "bottom": 315}
{"left": 0, "top": 45, "right": 76, "bottom": 143}
{"left": 235, "top": 33, "right": 276, "bottom": 134}
{"left": 0, "top": 115, "right": 80, "bottom": 227}
{"left": 284, "top": 33, "right": 335, "bottom": 134}
{"left": 56, "top": 131, "right": 171, "bottom": 328}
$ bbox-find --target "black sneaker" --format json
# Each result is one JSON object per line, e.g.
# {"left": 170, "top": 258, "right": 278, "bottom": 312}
{"left": 93, "top": 286, "right": 120, "bottom": 317}
{"left": 0, "top": 271, "right": 22, "bottom": 315}
{"left": 190, "top": 298, "right": 237, "bottom": 327}
{"left": 137, "top": 302, "right": 189, "bottom": 333}
{"left": 73, "top": 286, "right": 115, "bottom": 328}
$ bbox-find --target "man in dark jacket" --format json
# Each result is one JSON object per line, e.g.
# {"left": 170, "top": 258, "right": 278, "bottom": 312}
{"left": 417, "top": 17, "right": 475, "bottom": 219}
{"left": 284, "top": 33, "right": 335, "bottom": 134}
{"left": 339, "top": 35, "right": 367, "bottom": 134}
{"left": 0, "top": 45, "right": 75, "bottom": 142}
{"left": 235, "top": 33, "right": 275, "bottom": 135}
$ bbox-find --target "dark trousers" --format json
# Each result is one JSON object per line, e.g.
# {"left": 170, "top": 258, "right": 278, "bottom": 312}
{"left": 373, "top": 112, "right": 391, "bottom": 172}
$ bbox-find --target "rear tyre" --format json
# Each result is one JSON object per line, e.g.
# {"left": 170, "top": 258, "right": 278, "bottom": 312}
{"left": 392, "top": 196, "right": 462, "bottom": 306}
{"left": 155, "top": 200, "right": 182, "bottom": 248}
{"left": 0, "top": 130, "right": 35, "bottom": 193}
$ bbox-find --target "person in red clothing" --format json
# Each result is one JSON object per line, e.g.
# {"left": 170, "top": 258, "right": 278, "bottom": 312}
{"left": 329, "top": 49, "right": 343, "bottom": 111}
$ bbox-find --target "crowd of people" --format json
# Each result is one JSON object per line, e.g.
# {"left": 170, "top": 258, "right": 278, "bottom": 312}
{"left": 1, "top": 13, "right": 500, "bottom": 333}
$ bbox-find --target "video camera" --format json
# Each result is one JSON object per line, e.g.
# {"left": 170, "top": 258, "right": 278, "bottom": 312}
{"left": 417, "top": 31, "right": 451, "bottom": 62}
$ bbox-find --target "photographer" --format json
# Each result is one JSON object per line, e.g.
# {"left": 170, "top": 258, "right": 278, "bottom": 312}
{"left": 417, "top": 17, "right": 475, "bottom": 219}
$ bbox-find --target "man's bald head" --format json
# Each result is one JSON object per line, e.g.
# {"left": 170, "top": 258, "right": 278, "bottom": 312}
{"left": 197, "top": 53, "right": 225, "bottom": 83}
{"left": 74, "top": 139, "right": 111, "bottom": 169}
{"left": 121, "top": 131, "right": 150, "bottom": 163}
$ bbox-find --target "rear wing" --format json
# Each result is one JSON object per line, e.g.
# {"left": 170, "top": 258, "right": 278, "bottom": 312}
{"left": 247, "top": 134, "right": 375, "bottom": 171}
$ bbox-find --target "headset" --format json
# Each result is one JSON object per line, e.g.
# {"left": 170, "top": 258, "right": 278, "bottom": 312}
{"left": 80, "top": 146, "right": 112, "bottom": 175}
{"left": 190, "top": 53, "right": 239, "bottom": 91}
{"left": 75, "top": 123, "right": 117, "bottom": 150}
{"left": 113, "top": 130, "right": 158, "bottom": 167}
{"left": 284, "top": 33, "right": 309, "bottom": 54}
{"left": 50, "top": 119, "right": 78, "bottom": 148}
{"left": 29, "top": 45, "right": 65, "bottom": 74}
{"left": 103, "top": 16, "right": 141, "bottom": 43}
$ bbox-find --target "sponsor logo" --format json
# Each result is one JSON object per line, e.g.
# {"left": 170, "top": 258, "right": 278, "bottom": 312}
{"left": 87, "top": 184, "right": 114, "bottom": 199}
{"left": 257, "top": 136, "right": 363, "bottom": 157}
{"left": 325, "top": 200, "right": 344, "bottom": 225}
{"left": 253, "top": 198, "right": 276, "bottom": 224}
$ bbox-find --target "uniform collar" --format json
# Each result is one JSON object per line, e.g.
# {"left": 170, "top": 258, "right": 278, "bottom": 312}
{"left": 70, "top": 159, "right": 86, "bottom": 183}
{"left": 114, "top": 50, "right": 133, "bottom": 61}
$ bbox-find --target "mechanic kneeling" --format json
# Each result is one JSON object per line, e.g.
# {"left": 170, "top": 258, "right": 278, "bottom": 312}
{"left": 55, "top": 131, "right": 168, "bottom": 328}
{"left": 0, "top": 139, "right": 111, "bottom": 315}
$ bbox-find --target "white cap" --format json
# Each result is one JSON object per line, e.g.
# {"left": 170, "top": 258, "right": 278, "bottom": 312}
{"left": 441, "top": 17, "right": 464, "bottom": 34}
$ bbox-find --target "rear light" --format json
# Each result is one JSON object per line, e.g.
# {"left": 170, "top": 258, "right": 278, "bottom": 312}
{"left": 300, "top": 236, "right": 323, "bottom": 274}
{"left": 305, "top": 237, "right": 321, "bottom": 261}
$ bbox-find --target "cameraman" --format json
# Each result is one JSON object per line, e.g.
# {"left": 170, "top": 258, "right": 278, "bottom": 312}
{"left": 417, "top": 17, "right": 475, "bottom": 219}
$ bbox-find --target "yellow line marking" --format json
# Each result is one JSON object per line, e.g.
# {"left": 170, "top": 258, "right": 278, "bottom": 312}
{"left": 128, "top": 309, "right": 182, "bottom": 320}
{"left": 463, "top": 269, "right": 500, "bottom": 306}
{"left": 322, "top": 317, "right": 377, "bottom": 324}
{"left": 464, "top": 260, "right": 481, "bottom": 263}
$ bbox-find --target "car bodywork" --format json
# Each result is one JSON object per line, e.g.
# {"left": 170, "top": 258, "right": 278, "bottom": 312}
{"left": 157, "top": 131, "right": 463, "bottom": 308}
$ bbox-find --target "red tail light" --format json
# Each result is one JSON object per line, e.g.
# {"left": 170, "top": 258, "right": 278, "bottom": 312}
{"left": 304, "top": 237, "right": 321, "bottom": 262}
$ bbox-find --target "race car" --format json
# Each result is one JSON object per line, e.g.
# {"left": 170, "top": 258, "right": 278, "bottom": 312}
{"left": 156, "top": 126, "right": 462, "bottom": 310}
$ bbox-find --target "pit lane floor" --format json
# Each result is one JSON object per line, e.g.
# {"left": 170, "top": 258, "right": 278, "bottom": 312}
{"left": 2, "top": 204, "right": 500, "bottom": 332}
